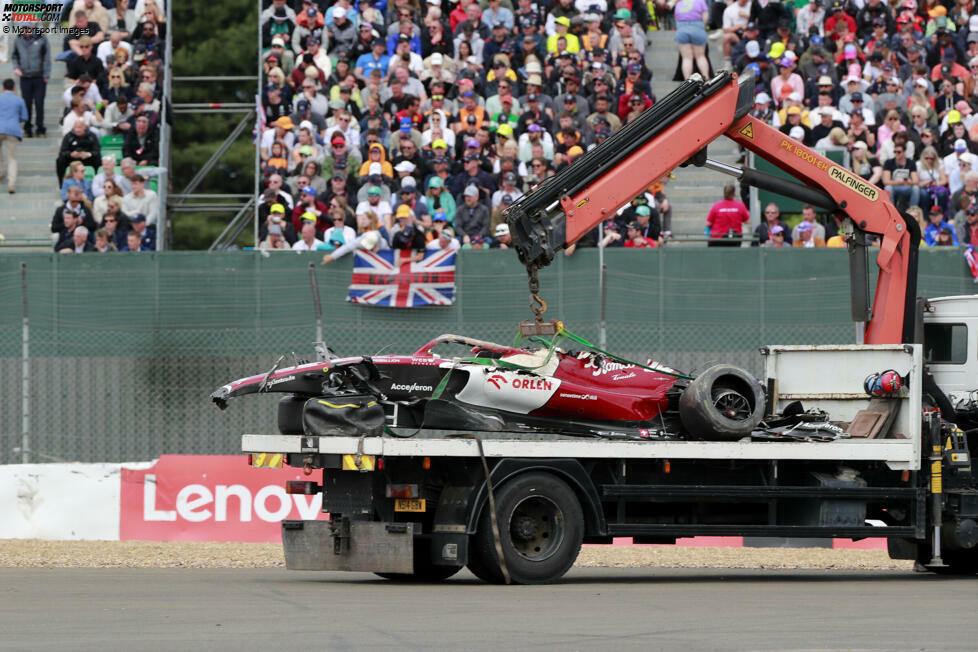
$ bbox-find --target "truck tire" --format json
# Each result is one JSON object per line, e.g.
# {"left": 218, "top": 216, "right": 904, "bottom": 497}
{"left": 375, "top": 541, "right": 462, "bottom": 582}
{"left": 469, "top": 472, "right": 584, "bottom": 585}
{"left": 679, "top": 364, "right": 765, "bottom": 440}
{"left": 277, "top": 396, "right": 305, "bottom": 435}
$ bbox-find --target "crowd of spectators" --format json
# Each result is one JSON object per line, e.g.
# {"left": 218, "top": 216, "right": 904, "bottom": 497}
{"left": 725, "top": 0, "right": 978, "bottom": 249}
{"left": 43, "top": 1, "right": 166, "bottom": 253}
{"left": 255, "top": 0, "right": 677, "bottom": 258}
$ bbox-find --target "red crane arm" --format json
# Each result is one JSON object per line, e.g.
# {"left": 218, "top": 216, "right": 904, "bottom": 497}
{"left": 508, "top": 72, "right": 919, "bottom": 346}
{"left": 725, "top": 116, "right": 913, "bottom": 345}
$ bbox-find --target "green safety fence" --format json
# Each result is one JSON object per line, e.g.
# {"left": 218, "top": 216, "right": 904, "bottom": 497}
{"left": 0, "top": 248, "right": 973, "bottom": 463}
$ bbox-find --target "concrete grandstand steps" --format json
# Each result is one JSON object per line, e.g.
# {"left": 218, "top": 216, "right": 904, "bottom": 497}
{"left": 0, "top": 33, "right": 66, "bottom": 251}
{"left": 644, "top": 29, "right": 744, "bottom": 239}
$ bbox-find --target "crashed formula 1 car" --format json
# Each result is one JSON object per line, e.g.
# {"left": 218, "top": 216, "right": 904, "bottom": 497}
{"left": 211, "top": 333, "right": 768, "bottom": 441}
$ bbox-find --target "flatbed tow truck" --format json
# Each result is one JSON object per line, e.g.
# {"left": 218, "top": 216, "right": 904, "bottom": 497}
{"left": 235, "top": 73, "right": 978, "bottom": 583}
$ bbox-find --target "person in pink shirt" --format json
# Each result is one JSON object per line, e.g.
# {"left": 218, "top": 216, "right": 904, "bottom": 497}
{"left": 706, "top": 183, "right": 750, "bottom": 247}
{"left": 769, "top": 59, "right": 804, "bottom": 107}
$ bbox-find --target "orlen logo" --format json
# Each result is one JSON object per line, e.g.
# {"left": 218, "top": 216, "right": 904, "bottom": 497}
{"left": 488, "top": 373, "right": 552, "bottom": 391}
{"left": 487, "top": 374, "right": 508, "bottom": 389}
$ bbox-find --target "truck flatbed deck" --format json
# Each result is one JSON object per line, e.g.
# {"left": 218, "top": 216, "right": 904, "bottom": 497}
{"left": 243, "top": 433, "right": 919, "bottom": 469}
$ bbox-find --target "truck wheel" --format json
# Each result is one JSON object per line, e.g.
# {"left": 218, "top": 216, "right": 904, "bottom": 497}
{"left": 375, "top": 540, "right": 462, "bottom": 582}
{"left": 679, "top": 364, "right": 765, "bottom": 440}
{"left": 470, "top": 472, "right": 584, "bottom": 585}
{"left": 278, "top": 396, "right": 305, "bottom": 435}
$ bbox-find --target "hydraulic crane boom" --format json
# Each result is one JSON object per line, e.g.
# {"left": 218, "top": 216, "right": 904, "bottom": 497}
{"left": 506, "top": 72, "right": 920, "bottom": 345}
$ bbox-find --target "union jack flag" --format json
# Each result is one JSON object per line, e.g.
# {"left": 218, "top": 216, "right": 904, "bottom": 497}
{"left": 348, "top": 249, "right": 456, "bottom": 307}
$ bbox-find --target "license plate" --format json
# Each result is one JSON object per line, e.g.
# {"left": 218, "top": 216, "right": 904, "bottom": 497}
{"left": 394, "top": 498, "right": 426, "bottom": 512}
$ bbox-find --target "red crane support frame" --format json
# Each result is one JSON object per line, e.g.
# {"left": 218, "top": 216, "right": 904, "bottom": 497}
{"left": 558, "top": 75, "right": 911, "bottom": 345}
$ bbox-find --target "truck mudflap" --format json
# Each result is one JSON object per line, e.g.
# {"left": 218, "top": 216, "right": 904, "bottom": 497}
{"left": 282, "top": 519, "right": 418, "bottom": 573}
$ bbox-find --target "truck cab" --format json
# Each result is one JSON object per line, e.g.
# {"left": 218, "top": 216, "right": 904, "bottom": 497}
{"left": 923, "top": 295, "right": 978, "bottom": 405}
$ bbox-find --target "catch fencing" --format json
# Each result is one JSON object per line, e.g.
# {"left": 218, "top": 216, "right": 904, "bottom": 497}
{"left": 0, "top": 249, "right": 973, "bottom": 463}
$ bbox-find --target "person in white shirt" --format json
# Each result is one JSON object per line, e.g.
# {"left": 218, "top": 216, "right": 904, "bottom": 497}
{"left": 122, "top": 174, "right": 158, "bottom": 225}
{"left": 721, "top": 0, "right": 751, "bottom": 60}
{"left": 426, "top": 223, "right": 460, "bottom": 251}
{"left": 321, "top": 210, "right": 357, "bottom": 249}
{"left": 291, "top": 221, "right": 324, "bottom": 251}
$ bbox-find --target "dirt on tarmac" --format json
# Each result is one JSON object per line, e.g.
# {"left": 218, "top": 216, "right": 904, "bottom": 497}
{"left": 0, "top": 539, "right": 914, "bottom": 570}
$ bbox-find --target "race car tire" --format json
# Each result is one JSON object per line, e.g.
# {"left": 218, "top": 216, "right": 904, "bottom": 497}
{"left": 679, "top": 364, "right": 765, "bottom": 440}
{"left": 470, "top": 472, "right": 584, "bottom": 584}
{"left": 277, "top": 396, "right": 305, "bottom": 435}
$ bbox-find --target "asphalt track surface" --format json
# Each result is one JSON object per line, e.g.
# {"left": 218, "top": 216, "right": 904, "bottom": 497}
{"left": 2, "top": 567, "right": 976, "bottom": 651}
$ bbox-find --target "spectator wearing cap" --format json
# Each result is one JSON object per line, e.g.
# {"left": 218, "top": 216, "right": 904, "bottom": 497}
{"left": 358, "top": 142, "right": 394, "bottom": 181}
{"left": 623, "top": 220, "right": 657, "bottom": 248}
{"left": 291, "top": 185, "right": 329, "bottom": 233}
{"left": 428, "top": 222, "right": 461, "bottom": 251}
{"left": 824, "top": 1, "right": 856, "bottom": 43}
{"left": 778, "top": 105, "right": 814, "bottom": 145}
{"left": 455, "top": 184, "right": 491, "bottom": 243}
{"left": 619, "top": 91, "right": 653, "bottom": 124}
{"left": 518, "top": 122, "right": 555, "bottom": 162}
{"left": 517, "top": 92, "right": 554, "bottom": 135}
{"left": 290, "top": 98, "right": 328, "bottom": 138}
{"left": 390, "top": 204, "right": 427, "bottom": 257}
{"left": 260, "top": 115, "right": 297, "bottom": 163}
{"left": 730, "top": 22, "right": 763, "bottom": 69}
{"left": 586, "top": 96, "right": 622, "bottom": 133}
{"left": 923, "top": 203, "right": 959, "bottom": 246}
{"left": 792, "top": 220, "right": 826, "bottom": 248}
{"left": 324, "top": 7, "right": 356, "bottom": 56}
{"left": 547, "top": 16, "right": 581, "bottom": 54}
{"left": 483, "top": 23, "right": 515, "bottom": 70}
{"left": 490, "top": 222, "right": 514, "bottom": 249}
{"left": 260, "top": 202, "right": 294, "bottom": 244}
{"left": 392, "top": 176, "right": 429, "bottom": 216}
{"left": 260, "top": 223, "right": 290, "bottom": 251}
{"left": 450, "top": 150, "right": 496, "bottom": 201}
{"left": 762, "top": 225, "right": 788, "bottom": 248}
{"left": 425, "top": 175, "right": 457, "bottom": 224}
{"left": 492, "top": 170, "right": 523, "bottom": 208}
{"left": 355, "top": 183, "right": 394, "bottom": 227}
{"left": 770, "top": 58, "right": 805, "bottom": 108}
{"left": 856, "top": 0, "right": 895, "bottom": 40}
{"left": 455, "top": 91, "right": 488, "bottom": 133}
{"left": 352, "top": 35, "right": 389, "bottom": 82}
{"left": 750, "top": 91, "right": 773, "bottom": 123}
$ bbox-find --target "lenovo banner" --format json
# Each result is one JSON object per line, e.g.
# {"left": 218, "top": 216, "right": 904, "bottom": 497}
{"left": 120, "top": 455, "right": 327, "bottom": 542}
